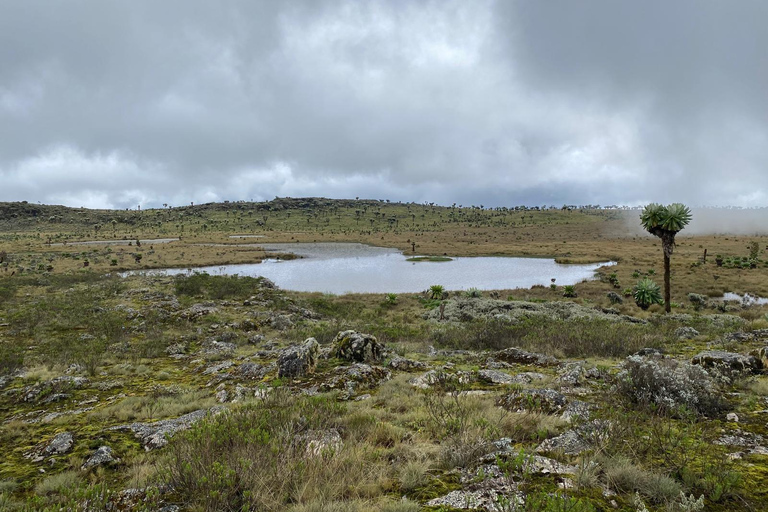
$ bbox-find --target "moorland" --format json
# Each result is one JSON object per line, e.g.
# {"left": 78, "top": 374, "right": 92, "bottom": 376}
{"left": 2, "top": 198, "right": 768, "bottom": 511}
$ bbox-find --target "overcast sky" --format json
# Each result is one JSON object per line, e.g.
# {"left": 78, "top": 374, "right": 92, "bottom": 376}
{"left": 1, "top": 1, "right": 766, "bottom": 209}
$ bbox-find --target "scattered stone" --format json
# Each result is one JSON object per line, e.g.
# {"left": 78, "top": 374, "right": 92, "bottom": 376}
{"left": 44, "top": 432, "right": 74, "bottom": 455}
{"left": 277, "top": 338, "right": 319, "bottom": 379}
{"left": 321, "top": 364, "right": 391, "bottom": 398}
{"left": 724, "top": 329, "right": 768, "bottom": 343}
{"left": 333, "top": 330, "right": 385, "bottom": 363}
{"left": 178, "top": 303, "right": 218, "bottom": 321}
{"left": 634, "top": 347, "right": 664, "bottom": 357}
{"left": 558, "top": 363, "right": 601, "bottom": 386}
{"left": 715, "top": 429, "right": 768, "bottom": 455}
{"left": 388, "top": 356, "right": 428, "bottom": 371}
{"left": 497, "top": 388, "right": 568, "bottom": 414}
{"left": 483, "top": 358, "right": 514, "bottom": 369}
{"left": 18, "top": 376, "right": 89, "bottom": 403}
{"left": 749, "top": 346, "right": 768, "bottom": 368}
{"left": 726, "top": 412, "right": 739, "bottom": 422}
{"left": 691, "top": 350, "right": 762, "bottom": 374}
{"left": 675, "top": 327, "right": 699, "bottom": 340}
{"left": 508, "top": 372, "right": 547, "bottom": 385}
{"left": 536, "top": 429, "right": 590, "bottom": 456}
{"left": 493, "top": 347, "right": 559, "bottom": 367}
{"left": 247, "top": 334, "right": 265, "bottom": 345}
{"left": 270, "top": 314, "right": 294, "bottom": 331}
{"left": 165, "top": 342, "right": 187, "bottom": 355}
{"left": 536, "top": 421, "right": 609, "bottom": 456}
{"left": 215, "top": 384, "right": 228, "bottom": 403}
{"left": 477, "top": 369, "right": 515, "bottom": 385}
{"left": 82, "top": 446, "right": 117, "bottom": 470}
{"left": 202, "top": 360, "right": 233, "bottom": 375}
{"left": 236, "top": 362, "right": 273, "bottom": 380}
{"left": 200, "top": 339, "right": 236, "bottom": 356}
{"left": 299, "top": 428, "right": 343, "bottom": 457}
{"left": 111, "top": 408, "right": 223, "bottom": 450}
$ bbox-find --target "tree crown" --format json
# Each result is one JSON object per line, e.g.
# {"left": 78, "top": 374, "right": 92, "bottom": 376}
{"left": 640, "top": 203, "right": 691, "bottom": 235}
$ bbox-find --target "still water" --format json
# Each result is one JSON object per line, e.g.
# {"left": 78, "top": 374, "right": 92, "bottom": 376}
{"left": 140, "top": 243, "right": 614, "bottom": 294}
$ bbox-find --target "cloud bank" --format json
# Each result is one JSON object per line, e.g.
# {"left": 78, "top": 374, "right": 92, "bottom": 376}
{"left": 1, "top": 1, "right": 766, "bottom": 209}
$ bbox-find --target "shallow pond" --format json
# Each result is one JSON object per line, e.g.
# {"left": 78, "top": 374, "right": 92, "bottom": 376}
{"left": 134, "top": 243, "right": 613, "bottom": 294}
{"left": 722, "top": 293, "right": 768, "bottom": 305}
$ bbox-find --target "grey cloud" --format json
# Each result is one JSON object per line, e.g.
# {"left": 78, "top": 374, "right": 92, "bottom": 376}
{"left": 0, "top": 1, "right": 766, "bottom": 209}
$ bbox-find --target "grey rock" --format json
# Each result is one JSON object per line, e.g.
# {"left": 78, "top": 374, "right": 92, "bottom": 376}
{"left": 508, "top": 372, "right": 547, "bottom": 384}
{"left": 333, "top": 330, "right": 385, "bottom": 363}
{"left": 44, "top": 432, "right": 74, "bottom": 455}
{"left": 493, "top": 347, "right": 559, "bottom": 367}
{"left": 247, "top": 334, "right": 265, "bottom": 345}
{"left": 558, "top": 363, "right": 601, "bottom": 386}
{"left": 111, "top": 408, "right": 223, "bottom": 450}
{"left": 675, "top": 326, "right": 700, "bottom": 340}
{"left": 200, "top": 339, "right": 236, "bottom": 356}
{"left": 236, "top": 362, "right": 273, "bottom": 380}
{"left": 277, "top": 338, "right": 320, "bottom": 379}
{"left": 322, "top": 364, "right": 391, "bottom": 398}
{"left": 536, "top": 430, "right": 590, "bottom": 456}
{"left": 202, "top": 360, "right": 234, "bottom": 375}
{"left": 477, "top": 369, "right": 515, "bottom": 385}
{"left": 388, "top": 356, "right": 428, "bottom": 371}
{"left": 497, "top": 388, "right": 568, "bottom": 414}
{"left": 81, "top": 446, "right": 117, "bottom": 470}
{"left": 298, "top": 428, "right": 343, "bottom": 457}
{"left": 178, "top": 303, "right": 218, "bottom": 321}
{"left": 691, "top": 350, "right": 762, "bottom": 373}
{"left": 270, "top": 314, "right": 294, "bottom": 331}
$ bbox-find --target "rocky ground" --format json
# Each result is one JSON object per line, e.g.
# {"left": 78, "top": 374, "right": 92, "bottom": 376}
{"left": 2, "top": 273, "right": 768, "bottom": 511}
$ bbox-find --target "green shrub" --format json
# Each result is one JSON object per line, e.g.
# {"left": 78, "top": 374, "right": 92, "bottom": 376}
{"left": 164, "top": 390, "right": 383, "bottom": 511}
{"left": 633, "top": 278, "right": 663, "bottom": 310}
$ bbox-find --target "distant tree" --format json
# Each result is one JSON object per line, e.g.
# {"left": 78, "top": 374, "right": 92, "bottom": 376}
{"left": 640, "top": 203, "right": 692, "bottom": 313}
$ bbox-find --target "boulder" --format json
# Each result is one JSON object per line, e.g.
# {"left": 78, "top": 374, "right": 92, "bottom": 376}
{"left": 675, "top": 327, "right": 700, "bottom": 340}
{"left": 496, "top": 388, "right": 568, "bottom": 414}
{"left": 321, "top": 363, "right": 391, "bottom": 398}
{"left": 493, "top": 347, "right": 559, "bottom": 367}
{"left": 44, "top": 432, "right": 74, "bottom": 455}
{"left": 111, "top": 408, "right": 223, "bottom": 451}
{"left": 333, "top": 330, "right": 384, "bottom": 363}
{"left": 477, "top": 369, "right": 515, "bottom": 385}
{"left": 691, "top": 350, "right": 762, "bottom": 373}
{"left": 277, "top": 338, "right": 319, "bottom": 379}
{"left": 82, "top": 446, "right": 117, "bottom": 470}
{"left": 388, "top": 356, "right": 428, "bottom": 371}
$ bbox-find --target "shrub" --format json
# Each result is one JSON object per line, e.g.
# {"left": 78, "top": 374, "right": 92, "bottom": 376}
{"left": 563, "top": 285, "right": 577, "bottom": 298}
{"left": 687, "top": 293, "right": 709, "bottom": 311}
{"left": 633, "top": 278, "right": 663, "bottom": 310}
{"left": 428, "top": 285, "right": 445, "bottom": 300}
{"left": 616, "top": 355, "right": 726, "bottom": 416}
{"left": 164, "top": 390, "right": 384, "bottom": 511}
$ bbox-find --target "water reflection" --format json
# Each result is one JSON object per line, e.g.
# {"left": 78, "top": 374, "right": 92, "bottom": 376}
{"left": 135, "top": 243, "right": 614, "bottom": 294}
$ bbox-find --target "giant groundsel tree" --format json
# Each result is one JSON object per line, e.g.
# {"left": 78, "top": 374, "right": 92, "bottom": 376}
{"left": 640, "top": 203, "right": 692, "bottom": 313}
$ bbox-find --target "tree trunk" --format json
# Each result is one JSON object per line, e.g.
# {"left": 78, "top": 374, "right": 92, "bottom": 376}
{"left": 664, "top": 252, "right": 671, "bottom": 313}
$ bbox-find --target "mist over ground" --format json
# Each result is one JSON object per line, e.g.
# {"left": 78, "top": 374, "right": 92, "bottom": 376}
{"left": 622, "top": 208, "right": 768, "bottom": 237}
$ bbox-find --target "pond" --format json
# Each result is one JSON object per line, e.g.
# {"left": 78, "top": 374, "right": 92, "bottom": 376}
{"left": 133, "top": 243, "right": 614, "bottom": 294}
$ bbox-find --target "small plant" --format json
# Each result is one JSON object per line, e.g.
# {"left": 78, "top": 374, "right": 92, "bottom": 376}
{"left": 384, "top": 293, "right": 398, "bottom": 305}
{"left": 429, "top": 284, "right": 445, "bottom": 300}
{"left": 633, "top": 278, "right": 663, "bottom": 310}
{"left": 464, "top": 287, "right": 482, "bottom": 298}
{"left": 563, "top": 285, "right": 577, "bottom": 298}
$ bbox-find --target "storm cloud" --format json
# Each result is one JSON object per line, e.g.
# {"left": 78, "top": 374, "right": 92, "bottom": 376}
{"left": 1, "top": 1, "right": 766, "bottom": 209}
